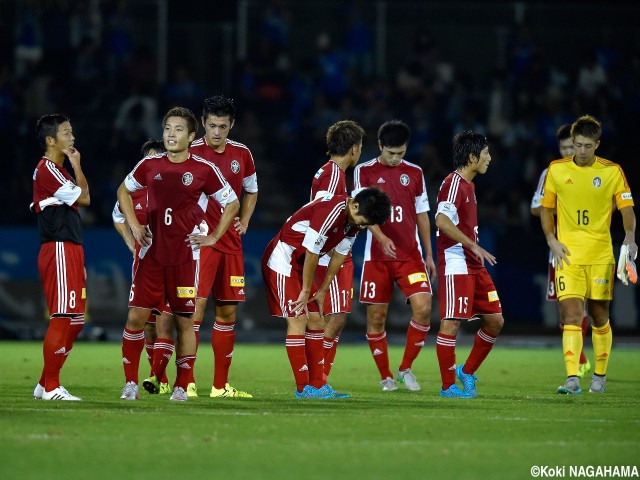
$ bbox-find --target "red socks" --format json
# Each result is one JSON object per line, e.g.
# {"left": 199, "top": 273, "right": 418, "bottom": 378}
{"left": 366, "top": 331, "right": 393, "bottom": 380}
{"left": 436, "top": 333, "right": 457, "bottom": 390}
{"left": 323, "top": 335, "right": 339, "bottom": 381}
{"left": 286, "top": 335, "right": 309, "bottom": 392}
{"left": 122, "top": 327, "right": 145, "bottom": 384}
{"left": 41, "top": 317, "right": 70, "bottom": 391}
{"left": 399, "top": 319, "right": 430, "bottom": 371}
{"left": 152, "top": 337, "right": 175, "bottom": 384}
{"left": 464, "top": 328, "right": 497, "bottom": 374}
{"left": 174, "top": 355, "right": 196, "bottom": 389}
{"left": 212, "top": 321, "right": 236, "bottom": 389}
{"left": 305, "top": 329, "right": 324, "bottom": 388}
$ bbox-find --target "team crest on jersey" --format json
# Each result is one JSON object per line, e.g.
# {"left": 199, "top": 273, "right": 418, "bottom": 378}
{"left": 231, "top": 160, "right": 240, "bottom": 174}
{"left": 182, "top": 172, "right": 193, "bottom": 186}
{"left": 400, "top": 174, "right": 410, "bottom": 186}
{"left": 593, "top": 176, "right": 602, "bottom": 188}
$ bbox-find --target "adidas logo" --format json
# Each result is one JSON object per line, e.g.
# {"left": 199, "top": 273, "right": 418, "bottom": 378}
{"left": 372, "top": 348, "right": 383, "bottom": 356}
{"left": 564, "top": 350, "right": 574, "bottom": 357}
{"left": 319, "top": 359, "right": 325, "bottom": 365}
{"left": 154, "top": 174, "right": 162, "bottom": 180}
{"left": 414, "top": 341, "right": 425, "bottom": 347}
{"left": 466, "top": 197, "right": 470, "bottom": 202}
{"left": 565, "top": 178, "right": 573, "bottom": 184}
{"left": 178, "top": 363, "right": 191, "bottom": 369}
{"left": 299, "top": 364, "right": 309, "bottom": 372}
{"left": 122, "top": 357, "right": 131, "bottom": 364}
{"left": 448, "top": 364, "right": 457, "bottom": 371}
{"left": 226, "top": 351, "right": 234, "bottom": 358}
{"left": 238, "top": 289, "right": 244, "bottom": 295}
{"left": 163, "top": 353, "right": 172, "bottom": 360}
{"left": 135, "top": 203, "right": 142, "bottom": 210}
{"left": 377, "top": 177, "right": 385, "bottom": 183}
{"left": 420, "top": 282, "right": 428, "bottom": 287}
{"left": 54, "top": 347, "right": 66, "bottom": 355}
{"left": 598, "top": 353, "right": 609, "bottom": 358}
{"left": 185, "top": 300, "right": 194, "bottom": 307}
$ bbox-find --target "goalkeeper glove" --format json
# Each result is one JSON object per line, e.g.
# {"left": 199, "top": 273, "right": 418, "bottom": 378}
{"left": 617, "top": 245, "right": 638, "bottom": 285}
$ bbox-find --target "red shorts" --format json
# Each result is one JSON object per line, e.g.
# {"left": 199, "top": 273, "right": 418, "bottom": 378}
{"left": 197, "top": 247, "right": 245, "bottom": 302}
{"left": 261, "top": 263, "right": 320, "bottom": 319}
{"left": 38, "top": 241, "right": 86, "bottom": 318}
{"left": 131, "top": 244, "right": 170, "bottom": 316}
{"left": 438, "top": 269, "right": 502, "bottom": 321}
{"left": 546, "top": 262, "right": 557, "bottom": 301}
{"left": 359, "top": 259, "right": 432, "bottom": 304}
{"left": 315, "top": 259, "right": 354, "bottom": 315}
{"left": 129, "top": 255, "right": 197, "bottom": 316}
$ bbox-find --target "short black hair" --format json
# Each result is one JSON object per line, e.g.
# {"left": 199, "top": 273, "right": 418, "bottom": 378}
{"left": 202, "top": 95, "right": 236, "bottom": 123}
{"left": 378, "top": 120, "right": 410, "bottom": 148}
{"left": 452, "top": 130, "right": 489, "bottom": 169}
{"left": 354, "top": 187, "right": 391, "bottom": 225}
{"left": 555, "top": 124, "right": 572, "bottom": 143}
{"left": 141, "top": 138, "right": 166, "bottom": 157}
{"left": 571, "top": 115, "right": 602, "bottom": 142}
{"left": 326, "top": 120, "right": 365, "bottom": 156}
{"left": 162, "top": 106, "right": 199, "bottom": 136}
{"left": 35, "top": 114, "right": 70, "bottom": 150}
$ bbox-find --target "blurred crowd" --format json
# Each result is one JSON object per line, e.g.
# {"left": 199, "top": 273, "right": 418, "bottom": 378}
{"left": 3, "top": 0, "right": 639, "bottom": 268}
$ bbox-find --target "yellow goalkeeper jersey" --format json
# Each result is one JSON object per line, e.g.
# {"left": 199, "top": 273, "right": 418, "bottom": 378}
{"left": 541, "top": 156, "right": 634, "bottom": 265}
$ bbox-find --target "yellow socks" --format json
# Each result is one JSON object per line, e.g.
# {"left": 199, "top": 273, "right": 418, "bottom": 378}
{"left": 592, "top": 320, "right": 612, "bottom": 376}
{"left": 562, "top": 325, "right": 583, "bottom": 377}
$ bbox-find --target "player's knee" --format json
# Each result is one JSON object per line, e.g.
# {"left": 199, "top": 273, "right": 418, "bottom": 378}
{"left": 484, "top": 314, "right": 504, "bottom": 334}
{"left": 367, "top": 312, "right": 386, "bottom": 330}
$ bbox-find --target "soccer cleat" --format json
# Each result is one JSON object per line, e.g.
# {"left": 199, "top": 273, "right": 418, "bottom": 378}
{"left": 159, "top": 382, "right": 171, "bottom": 394}
{"left": 557, "top": 376, "right": 582, "bottom": 395}
{"left": 294, "top": 385, "right": 326, "bottom": 399}
{"left": 120, "top": 381, "right": 139, "bottom": 400}
{"left": 380, "top": 377, "right": 398, "bottom": 392}
{"left": 142, "top": 375, "right": 160, "bottom": 394}
{"left": 577, "top": 359, "right": 592, "bottom": 379}
{"left": 43, "top": 386, "right": 82, "bottom": 401}
{"left": 210, "top": 383, "right": 253, "bottom": 398}
{"left": 456, "top": 364, "right": 478, "bottom": 398}
{"left": 439, "top": 384, "right": 474, "bottom": 398}
{"left": 187, "top": 383, "right": 198, "bottom": 397}
{"left": 170, "top": 386, "right": 188, "bottom": 401}
{"left": 318, "top": 384, "right": 350, "bottom": 399}
{"left": 33, "top": 383, "right": 44, "bottom": 399}
{"left": 588, "top": 374, "right": 606, "bottom": 393}
{"left": 397, "top": 368, "right": 420, "bottom": 391}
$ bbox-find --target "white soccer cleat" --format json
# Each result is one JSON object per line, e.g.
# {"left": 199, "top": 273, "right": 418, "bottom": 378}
{"left": 380, "top": 377, "right": 398, "bottom": 392}
{"left": 120, "top": 381, "right": 139, "bottom": 400}
{"left": 170, "top": 386, "right": 188, "bottom": 402}
{"left": 397, "top": 368, "right": 421, "bottom": 391}
{"left": 42, "top": 386, "right": 82, "bottom": 401}
{"left": 33, "top": 383, "right": 44, "bottom": 399}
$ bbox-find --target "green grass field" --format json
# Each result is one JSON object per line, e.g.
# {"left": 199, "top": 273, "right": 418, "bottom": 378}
{"left": 0, "top": 341, "right": 638, "bottom": 480}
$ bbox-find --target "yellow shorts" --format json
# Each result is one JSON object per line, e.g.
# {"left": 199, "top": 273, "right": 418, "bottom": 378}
{"left": 555, "top": 263, "right": 615, "bottom": 301}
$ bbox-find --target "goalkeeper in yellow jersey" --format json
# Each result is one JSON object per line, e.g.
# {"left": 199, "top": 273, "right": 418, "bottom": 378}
{"left": 540, "top": 114, "right": 636, "bottom": 395}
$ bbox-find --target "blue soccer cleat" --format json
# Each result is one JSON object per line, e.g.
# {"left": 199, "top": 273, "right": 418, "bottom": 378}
{"left": 456, "top": 364, "right": 479, "bottom": 398}
{"left": 318, "top": 384, "right": 350, "bottom": 399}
{"left": 557, "top": 376, "right": 582, "bottom": 395}
{"left": 440, "top": 384, "right": 475, "bottom": 398}
{"left": 294, "top": 385, "right": 326, "bottom": 399}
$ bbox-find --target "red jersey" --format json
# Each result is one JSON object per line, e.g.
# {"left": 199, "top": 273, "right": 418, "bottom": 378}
{"left": 112, "top": 188, "right": 148, "bottom": 226}
{"left": 32, "top": 157, "right": 83, "bottom": 244}
{"left": 264, "top": 195, "right": 359, "bottom": 276}
{"left": 189, "top": 137, "right": 258, "bottom": 254}
{"left": 124, "top": 153, "right": 237, "bottom": 266}
{"left": 435, "top": 171, "right": 482, "bottom": 274}
{"left": 352, "top": 158, "right": 430, "bottom": 262}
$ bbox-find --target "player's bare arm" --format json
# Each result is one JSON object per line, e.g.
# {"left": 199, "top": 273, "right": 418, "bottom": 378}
{"left": 117, "top": 182, "right": 152, "bottom": 247}
{"left": 620, "top": 206, "right": 638, "bottom": 260}
{"left": 113, "top": 221, "right": 136, "bottom": 255}
{"left": 540, "top": 206, "right": 570, "bottom": 269}
{"left": 189, "top": 198, "right": 240, "bottom": 248}
{"left": 234, "top": 191, "right": 258, "bottom": 235}
{"left": 63, "top": 147, "right": 90, "bottom": 206}
{"left": 290, "top": 251, "right": 321, "bottom": 318}
{"left": 417, "top": 212, "right": 436, "bottom": 279}
{"left": 368, "top": 224, "right": 396, "bottom": 259}
{"left": 435, "top": 212, "right": 496, "bottom": 266}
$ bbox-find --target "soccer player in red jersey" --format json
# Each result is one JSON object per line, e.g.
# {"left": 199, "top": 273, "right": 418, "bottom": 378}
{"left": 435, "top": 130, "right": 503, "bottom": 398}
{"left": 310, "top": 120, "right": 365, "bottom": 392}
{"left": 352, "top": 120, "right": 435, "bottom": 392}
{"left": 530, "top": 124, "right": 592, "bottom": 378}
{"left": 262, "top": 188, "right": 391, "bottom": 398}
{"left": 32, "top": 114, "right": 90, "bottom": 401}
{"left": 113, "top": 139, "right": 173, "bottom": 396}
{"left": 188, "top": 96, "right": 258, "bottom": 398}
{"left": 116, "top": 107, "right": 239, "bottom": 401}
